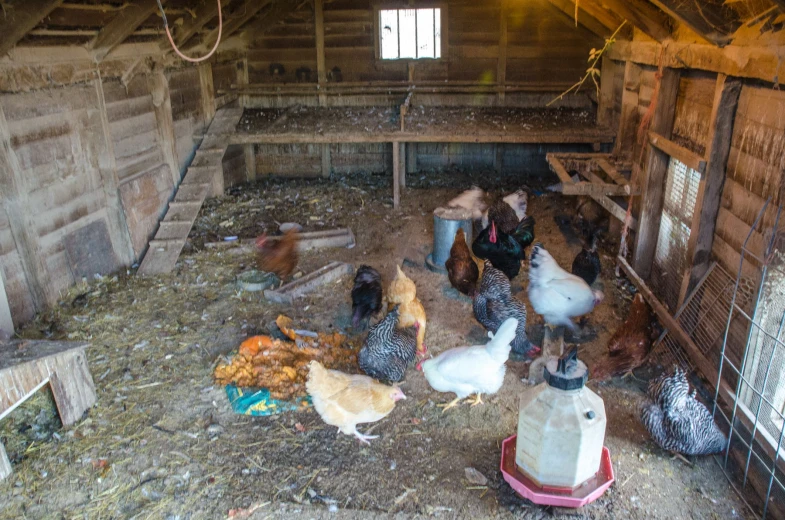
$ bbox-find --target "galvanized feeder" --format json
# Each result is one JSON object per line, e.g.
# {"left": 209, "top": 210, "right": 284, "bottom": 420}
{"left": 425, "top": 206, "right": 474, "bottom": 273}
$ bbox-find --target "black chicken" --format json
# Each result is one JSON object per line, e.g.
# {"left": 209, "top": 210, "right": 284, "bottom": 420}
{"left": 571, "top": 233, "right": 601, "bottom": 286}
{"left": 358, "top": 305, "right": 418, "bottom": 383}
{"left": 351, "top": 265, "right": 383, "bottom": 331}
{"left": 473, "top": 261, "right": 539, "bottom": 360}
{"left": 472, "top": 217, "right": 534, "bottom": 280}
{"left": 640, "top": 368, "right": 727, "bottom": 457}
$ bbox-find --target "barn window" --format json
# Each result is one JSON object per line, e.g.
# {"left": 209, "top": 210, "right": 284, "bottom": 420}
{"left": 379, "top": 8, "right": 442, "bottom": 60}
{"left": 650, "top": 158, "right": 701, "bottom": 312}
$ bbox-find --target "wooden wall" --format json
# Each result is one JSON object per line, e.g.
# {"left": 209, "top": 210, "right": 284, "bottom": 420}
{"left": 0, "top": 54, "right": 227, "bottom": 326}
{"left": 245, "top": 0, "right": 602, "bottom": 88}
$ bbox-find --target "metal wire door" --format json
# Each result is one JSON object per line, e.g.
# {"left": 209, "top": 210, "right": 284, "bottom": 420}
{"left": 713, "top": 200, "right": 785, "bottom": 519}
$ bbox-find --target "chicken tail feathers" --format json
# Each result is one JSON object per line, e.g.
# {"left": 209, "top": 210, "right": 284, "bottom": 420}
{"left": 511, "top": 215, "right": 535, "bottom": 249}
{"left": 486, "top": 317, "right": 518, "bottom": 361}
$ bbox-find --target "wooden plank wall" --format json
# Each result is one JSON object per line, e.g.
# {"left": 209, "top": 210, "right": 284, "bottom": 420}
{"left": 245, "top": 0, "right": 602, "bottom": 93}
{"left": 0, "top": 54, "right": 231, "bottom": 326}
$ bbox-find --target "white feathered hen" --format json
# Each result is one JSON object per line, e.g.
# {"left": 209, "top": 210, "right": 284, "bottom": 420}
{"left": 446, "top": 186, "right": 487, "bottom": 221}
{"left": 528, "top": 243, "right": 603, "bottom": 330}
{"left": 418, "top": 317, "right": 518, "bottom": 412}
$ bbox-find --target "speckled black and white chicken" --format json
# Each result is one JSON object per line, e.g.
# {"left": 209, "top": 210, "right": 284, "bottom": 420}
{"left": 472, "top": 261, "right": 539, "bottom": 360}
{"left": 640, "top": 368, "right": 727, "bottom": 457}
{"left": 358, "top": 305, "right": 418, "bottom": 383}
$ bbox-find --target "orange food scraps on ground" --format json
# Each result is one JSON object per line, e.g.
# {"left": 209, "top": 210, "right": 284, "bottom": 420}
{"left": 214, "top": 315, "right": 360, "bottom": 400}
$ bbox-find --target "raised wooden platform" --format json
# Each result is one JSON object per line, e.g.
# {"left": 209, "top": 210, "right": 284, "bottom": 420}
{"left": 138, "top": 105, "right": 245, "bottom": 275}
{"left": 0, "top": 339, "right": 95, "bottom": 480}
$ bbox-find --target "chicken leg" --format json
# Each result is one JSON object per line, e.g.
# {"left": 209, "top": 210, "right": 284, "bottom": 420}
{"left": 670, "top": 452, "right": 693, "bottom": 466}
{"left": 467, "top": 393, "right": 484, "bottom": 406}
{"left": 438, "top": 397, "right": 462, "bottom": 413}
{"left": 351, "top": 427, "right": 379, "bottom": 445}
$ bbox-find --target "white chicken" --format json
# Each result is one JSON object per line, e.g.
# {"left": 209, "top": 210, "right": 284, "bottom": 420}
{"left": 418, "top": 317, "right": 518, "bottom": 412}
{"left": 446, "top": 186, "right": 487, "bottom": 221}
{"left": 528, "top": 243, "right": 603, "bottom": 330}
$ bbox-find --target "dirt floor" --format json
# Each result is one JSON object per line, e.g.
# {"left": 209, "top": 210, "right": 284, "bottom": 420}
{"left": 0, "top": 169, "right": 752, "bottom": 520}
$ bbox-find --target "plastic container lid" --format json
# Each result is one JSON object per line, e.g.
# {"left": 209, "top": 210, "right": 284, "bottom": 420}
{"left": 543, "top": 347, "right": 588, "bottom": 391}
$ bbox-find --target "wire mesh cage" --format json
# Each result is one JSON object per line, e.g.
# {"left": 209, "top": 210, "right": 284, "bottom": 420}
{"left": 712, "top": 200, "right": 785, "bottom": 519}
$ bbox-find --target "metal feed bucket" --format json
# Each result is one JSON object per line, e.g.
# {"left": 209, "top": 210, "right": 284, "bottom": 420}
{"left": 425, "top": 206, "right": 474, "bottom": 273}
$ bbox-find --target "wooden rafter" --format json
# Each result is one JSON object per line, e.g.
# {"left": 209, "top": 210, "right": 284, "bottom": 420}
{"left": 88, "top": 0, "right": 160, "bottom": 63}
{"left": 0, "top": 0, "right": 65, "bottom": 56}
{"left": 185, "top": 0, "right": 272, "bottom": 54}
{"left": 593, "top": 0, "right": 671, "bottom": 42}
{"left": 547, "top": 0, "right": 614, "bottom": 39}
{"left": 159, "top": 0, "right": 230, "bottom": 51}
{"left": 647, "top": 0, "right": 739, "bottom": 47}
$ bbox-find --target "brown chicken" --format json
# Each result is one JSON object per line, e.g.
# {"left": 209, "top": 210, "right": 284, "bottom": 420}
{"left": 446, "top": 228, "right": 479, "bottom": 296}
{"left": 306, "top": 360, "right": 405, "bottom": 444}
{"left": 387, "top": 265, "right": 427, "bottom": 358}
{"left": 256, "top": 229, "right": 299, "bottom": 279}
{"left": 590, "top": 294, "right": 655, "bottom": 381}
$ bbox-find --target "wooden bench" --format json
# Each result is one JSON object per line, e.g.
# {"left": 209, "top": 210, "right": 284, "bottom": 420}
{"left": 0, "top": 340, "right": 95, "bottom": 480}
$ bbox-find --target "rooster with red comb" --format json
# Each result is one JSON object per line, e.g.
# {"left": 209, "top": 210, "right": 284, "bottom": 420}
{"left": 471, "top": 216, "right": 535, "bottom": 280}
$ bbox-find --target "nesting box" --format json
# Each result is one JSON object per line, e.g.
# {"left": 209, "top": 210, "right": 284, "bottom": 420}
{"left": 516, "top": 351, "right": 606, "bottom": 489}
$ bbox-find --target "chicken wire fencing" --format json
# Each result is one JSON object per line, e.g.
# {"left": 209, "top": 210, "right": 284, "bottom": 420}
{"left": 650, "top": 158, "right": 702, "bottom": 312}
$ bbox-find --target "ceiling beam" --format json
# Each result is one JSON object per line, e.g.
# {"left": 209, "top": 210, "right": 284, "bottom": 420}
{"left": 593, "top": 0, "right": 671, "bottom": 42}
{"left": 184, "top": 0, "right": 272, "bottom": 55}
{"left": 159, "top": 0, "right": 230, "bottom": 51}
{"left": 547, "top": 0, "right": 615, "bottom": 38}
{"left": 647, "top": 0, "right": 739, "bottom": 47}
{"left": 88, "top": 0, "right": 160, "bottom": 63}
{"left": 0, "top": 0, "right": 66, "bottom": 56}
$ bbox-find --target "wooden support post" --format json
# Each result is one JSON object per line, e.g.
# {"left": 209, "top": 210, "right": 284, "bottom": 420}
{"left": 315, "top": 0, "right": 327, "bottom": 107}
{"left": 406, "top": 142, "right": 417, "bottom": 174}
{"left": 237, "top": 55, "right": 250, "bottom": 108}
{"left": 392, "top": 141, "right": 401, "bottom": 209}
{"left": 632, "top": 68, "right": 681, "bottom": 280}
{"left": 245, "top": 144, "right": 257, "bottom": 182}
{"left": 321, "top": 144, "right": 331, "bottom": 179}
{"left": 597, "top": 57, "right": 617, "bottom": 129}
{"left": 198, "top": 63, "right": 216, "bottom": 128}
{"left": 399, "top": 143, "right": 406, "bottom": 188}
{"left": 91, "top": 78, "right": 135, "bottom": 265}
{"left": 497, "top": 0, "right": 508, "bottom": 105}
{"left": 148, "top": 65, "right": 181, "bottom": 186}
{"left": 682, "top": 75, "right": 742, "bottom": 300}
{"left": 613, "top": 61, "right": 642, "bottom": 159}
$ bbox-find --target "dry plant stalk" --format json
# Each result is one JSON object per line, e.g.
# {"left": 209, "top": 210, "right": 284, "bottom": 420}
{"left": 547, "top": 21, "right": 627, "bottom": 107}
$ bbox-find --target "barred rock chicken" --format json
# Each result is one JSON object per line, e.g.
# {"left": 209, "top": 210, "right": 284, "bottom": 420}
{"left": 446, "top": 228, "right": 479, "bottom": 296}
{"left": 387, "top": 265, "right": 427, "bottom": 358}
{"left": 528, "top": 243, "right": 603, "bottom": 331}
{"left": 446, "top": 186, "right": 487, "bottom": 221}
{"left": 307, "top": 361, "right": 405, "bottom": 444}
{"left": 419, "top": 317, "right": 518, "bottom": 412}
{"left": 640, "top": 367, "right": 727, "bottom": 457}
{"left": 590, "top": 294, "right": 655, "bottom": 381}
{"left": 256, "top": 228, "right": 299, "bottom": 279}
{"left": 359, "top": 305, "right": 418, "bottom": 383}
{"left": 473, "top": 261, "right": 537, "bottom": 359}
{"left": 571, "top": 233, "right": 601, "bottom": 286}
{"left": 351, "top": 265, "right": 383, "bottom": 331}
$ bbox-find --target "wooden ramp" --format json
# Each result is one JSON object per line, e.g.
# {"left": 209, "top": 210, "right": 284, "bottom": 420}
{"left": 138, "top": 106, "right": 244, "bottom": 275}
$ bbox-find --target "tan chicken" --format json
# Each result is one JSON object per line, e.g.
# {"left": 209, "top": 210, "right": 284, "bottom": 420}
{"left": 387, "top": 265, "right": 427, "bottom": 358}
{"left": 590, "top": 294, "right": 655, "bottom": 381}
{"left": 256, "top": 228, "right": 299, "bottom": 279}
{"left": 306, "top": 361, "right": 405, "bottom": 444}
